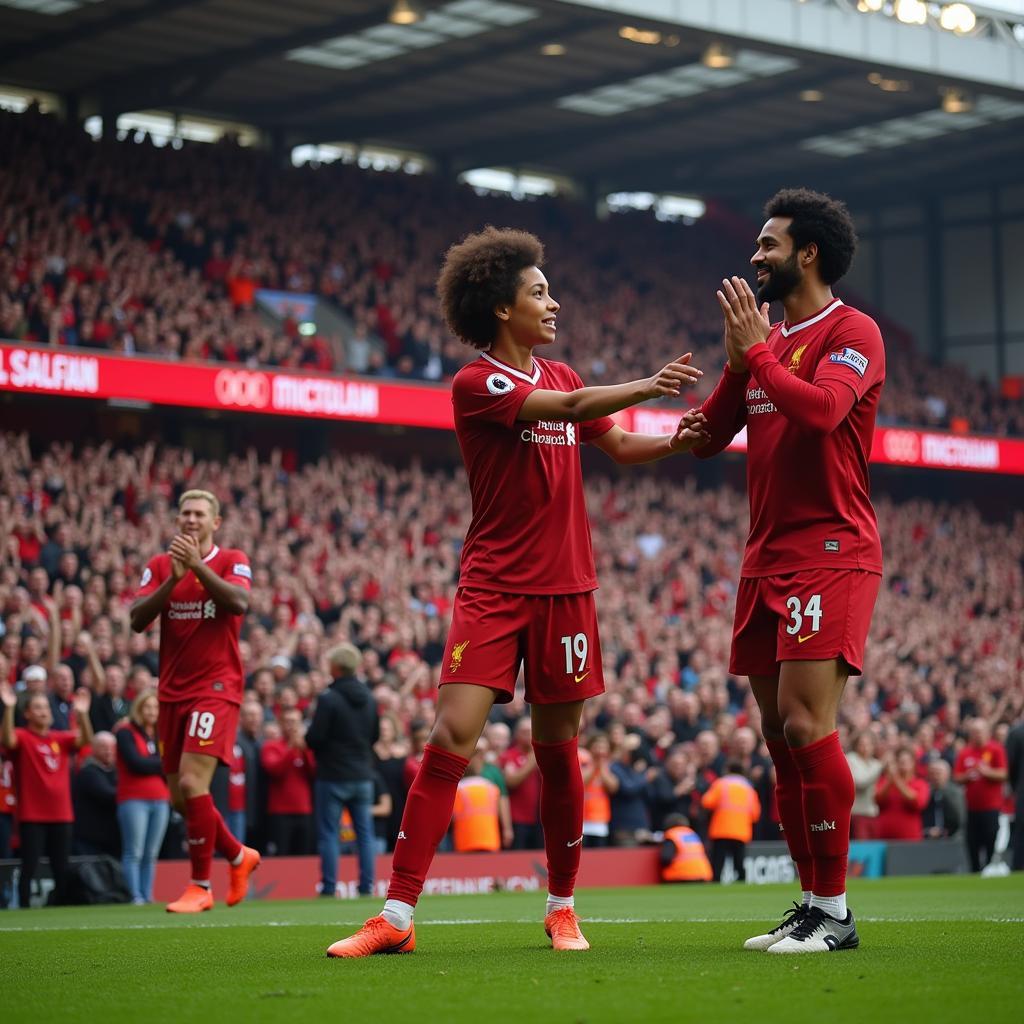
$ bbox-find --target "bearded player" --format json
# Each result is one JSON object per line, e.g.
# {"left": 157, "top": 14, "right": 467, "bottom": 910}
{"left": 693, "top": 189, "right": 884, "bottom": 953}
{"left": 130, "top": 490, "right": 260, "bottom": 912}
{"left": 326, "top": 226, "right": 710, "bottom": 957}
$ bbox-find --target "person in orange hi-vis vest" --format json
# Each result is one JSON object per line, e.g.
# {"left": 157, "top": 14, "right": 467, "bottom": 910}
{"left": 660, "top": 814, "right": 712, "bottom": 883}
{"left": 452, "top": 744, "right": 506, "bottom": 853}
{"left": 579, "top": 733, "right": 614, "bottom": 847}
{"left": 702, "top": 761, "right": 762, "bottom": 882}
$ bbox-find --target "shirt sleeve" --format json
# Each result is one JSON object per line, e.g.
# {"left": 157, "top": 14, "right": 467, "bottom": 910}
{"left": 812, "top": 313, "right": 886, "bottom": 402}
{"left": 694, "top": 365, "right": 749, "bottom": 458}
{"left": 224, "top": 551, "right": 253, "bottom": 590}
{"left": 565, "top": 367, "right": 614, "bottom": 442}
{"left": 452, "top": 366, "right": 537, "bottom": 429}
{"left": 56, "top": 731, "right": 78, "bottom": 752}
{"left": 134, "top": 555, "right": 165, "bottom": 599}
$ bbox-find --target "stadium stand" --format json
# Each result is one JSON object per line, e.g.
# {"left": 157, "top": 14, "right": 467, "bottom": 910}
{"left": 2, "top": 107, "right": 1021, "bottom": 437}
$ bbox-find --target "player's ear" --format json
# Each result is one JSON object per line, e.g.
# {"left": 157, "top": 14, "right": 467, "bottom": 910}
{"left": 494, "top": 304, "right": 510, "bottom": 322}
{"left": 801, "top": 242, "right": 818, "bottom": 267}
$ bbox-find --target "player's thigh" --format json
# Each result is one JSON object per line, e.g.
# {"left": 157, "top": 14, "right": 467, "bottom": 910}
{"left": 777, "top": 658, "right": 849, "bottom": 745}
{"left": 440, "top": 587, "right": 527, "bottom": 705}
{"left": 730, "top": 578, "right": 779, "bottom": 679}
{"left": 770, "top": 570, "right": 880, "bottom": 674}
{"left": 749, "top": 676, "right": 783, "bottom": 742}
{"left": 178, "top": 698, "right": 240, "bottom": 767}
{"left": 432, "top": 683, "right": 498, "bottom": 755}
{"left": 532, "top": 699, "right": 586, "bottom": 743}
{"left": 524, "top": 592, "right": 604, "bottom": 705}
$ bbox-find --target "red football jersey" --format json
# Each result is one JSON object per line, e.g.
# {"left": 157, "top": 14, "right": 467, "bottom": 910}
{"left": 228, "top": 742, "right": 246, "bottom": 813}
{"left": 954, "top": 741, "right": 1007, "bottom": 812}
{"left": 260, "top": 739, "right": 315, "bottom": 815}
{"left": 452, "top": 353, "right": 614, "bottom": 595}
{"left": 0, "top": 752, "right": 16, "bottom": 814}
{"left": 738, "top": 300, "right": 884, "bottom": 577}
{"left": 9, "top": 728, "right": 76, "bottom": 823}
{"left": 134, "top": 544, "right": 251, "bottom": 704}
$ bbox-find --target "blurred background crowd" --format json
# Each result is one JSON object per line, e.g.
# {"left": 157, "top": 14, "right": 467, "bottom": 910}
{"left": 2, "top": 433, "right": 1021, "bottom": 902}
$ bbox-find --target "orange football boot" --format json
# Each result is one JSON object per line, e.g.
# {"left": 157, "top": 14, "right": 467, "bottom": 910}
{"left": 226, "top": 845, "right": 261, "bottom": 907}
{"left": 326, "top": 916, "right": 416, "bottom": 958}
{"left": 544, "top": 907, "right": 590, "bottom": 951}
{"left": 166, "top": 884, "right": 214, "bottom": 914}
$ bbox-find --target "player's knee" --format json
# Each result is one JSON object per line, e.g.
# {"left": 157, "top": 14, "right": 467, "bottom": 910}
{"left": 428, "top": 717, "right": 477, "bottom": 758}
{"left": 177, "top": 771, "right": 207, "bottom": 801}
{"left": 782, "top": 712, "right": 816, "bottom": 749}
{"left": 760, "top": 721, "right": 786, "bottom": 744}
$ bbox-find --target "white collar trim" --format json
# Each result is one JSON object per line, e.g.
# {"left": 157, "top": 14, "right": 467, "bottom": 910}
{"left": 202, "top": 544, "right": 220, "bottom": 564}
{"left": 780, "top": 298, "right": 844, "bottom": 338}
{"left": 481, "top": 351, "right": 541, "bottom": 385}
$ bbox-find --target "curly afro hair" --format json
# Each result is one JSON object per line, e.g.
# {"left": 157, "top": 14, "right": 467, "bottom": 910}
{"left": 436, "top": 226, "right": 545, "bottom": 349}
{"left": 763, "top": 188, "right": 857, "bottom": 285}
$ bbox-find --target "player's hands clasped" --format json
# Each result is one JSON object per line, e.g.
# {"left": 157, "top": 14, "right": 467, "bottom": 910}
{"left": 716, "top": 277, "right": 771, "bottom": 368}
{"left": 670, "top": 409, "right": 710, "bottom": 452}
{"left": 169, "top": 533, "right": 202, "bottom": 577}
{"left": 643, "top": 352, "right": 703, "bottom": 400}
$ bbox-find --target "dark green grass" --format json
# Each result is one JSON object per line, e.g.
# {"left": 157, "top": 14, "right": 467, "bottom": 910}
{"left": 2, "top": 876, "right": 1022, "bottom": 1024}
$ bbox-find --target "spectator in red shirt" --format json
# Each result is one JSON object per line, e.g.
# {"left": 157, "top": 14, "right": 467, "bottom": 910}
{"left": 115, "top": 691, "right": 169, "bottom": 905}
{"left": 501, "top": 717, "right": 542, "bottom": 850}
{"left": 260, "top": 707, "right": 316, "bottom": 856}
{"left": 1, "top": 680, "right": 93, "bottom": 907}
{"left": 954, "top": 718, "right": 1009, "bottom": 872}
{"left": 875, "top": 747, "right": 930, "bottom": 841}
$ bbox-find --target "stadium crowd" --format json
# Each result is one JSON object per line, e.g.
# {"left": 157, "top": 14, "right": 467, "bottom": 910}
{"left": 1, "top": 107, "right": 1022, "bottom": 437}
{"left": 1, "top": 433, "right": 1021, "bottom": 903}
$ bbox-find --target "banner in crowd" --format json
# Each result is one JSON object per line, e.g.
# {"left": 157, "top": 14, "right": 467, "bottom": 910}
{"left": 3, "top": 341, "right": 1023, "bottom": 475}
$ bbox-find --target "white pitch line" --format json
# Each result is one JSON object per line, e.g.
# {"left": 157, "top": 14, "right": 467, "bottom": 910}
{"left": 0, "top": 915, "right": 1021, "bottom": 933}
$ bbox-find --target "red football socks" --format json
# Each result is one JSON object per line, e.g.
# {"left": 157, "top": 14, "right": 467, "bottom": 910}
{"left": 766, "top": 739, "right": 814, "bottom": 891}
{"left": 791, "top": 731, "right": 854, "bottom": 897}
{"left": 533, "top": 737, "right": 585, "bottom": 898}
{"left": 184, "top": 794, "right": 217, "bottom": 883}
{"left": 215, "top": 808, "right": 243, "bottom": 864}
{"left": 386, "top": 743, "right": 469, "bottom": 907}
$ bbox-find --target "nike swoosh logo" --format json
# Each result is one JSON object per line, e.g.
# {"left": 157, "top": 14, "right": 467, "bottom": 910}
{"left": 574, "top": 671, "right": 590, "bottom": 683}
{"left": 797, "top": 633, "right": 819, "bottom": 644}
{"left": 198, "top": 739, "right": 215, "bottom": 746}
{"left": 566, "top": 836, "right": 584, "bottom": 847}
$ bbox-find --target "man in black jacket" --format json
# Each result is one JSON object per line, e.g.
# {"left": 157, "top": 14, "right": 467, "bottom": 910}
{"left": 72, "top": 732, "right": 120, "bottom": 857}
{"left": 307, "top": 644, "right": 379, "bottom": 897}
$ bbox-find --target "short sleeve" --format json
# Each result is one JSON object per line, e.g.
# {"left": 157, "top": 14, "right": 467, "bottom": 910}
{"left": 452, "top": 367, "right": 536, "bottom": 429}
{"left": 565, "top": 367, "right": 614, "bottom": 442}
{"left": 813, "top": 312, "right": 885, "bottom": 401}
{"left": 224, "top": 551, "right": 253, "bottom": 590}
{"left": 134, "top": 556, "right": 165, "bottom": 599}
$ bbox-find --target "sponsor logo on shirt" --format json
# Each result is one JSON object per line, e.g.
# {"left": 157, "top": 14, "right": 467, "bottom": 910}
{"left": 167, "top": 599, "right": 218, "bottom": 621}
{"left": 140, "top": 567, "right": 152, "bottom": 587}
{"left": 828, "top": 347, "right": 869, "bottom": 377}
{"left": 810, "top": 819, "right": 836, "bottom": 832}
{"left": 787, "top": 344, "right": 808, "bottom": 373}
{"left": 824, "top": 540, "right": 840, "bottom": 553}
{"left": 449, "top": 640, "right": 470, "bottom": 673}
{"left": 232, "top": 563, "right": 252, "bottom": 580}
{"left": 746, "top": 387, "right": 777, "bottom": 416}
{"left": 521, "top": 420, "right": 577, "bottom": 446}
{"left": 486, "top": 372, "right": 515, "bottom": 396}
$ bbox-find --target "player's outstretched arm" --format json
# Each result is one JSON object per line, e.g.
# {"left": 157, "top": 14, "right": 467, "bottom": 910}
{"left": 518, "top": 354, "right": 703, "bottom": 424}
{"left": 592, "top": 412, "right": 710, "bottom": 465}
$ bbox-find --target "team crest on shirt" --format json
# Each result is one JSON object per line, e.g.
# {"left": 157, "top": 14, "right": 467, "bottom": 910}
{"left": 140, "top": 567, "right": 152, "bottom": 587}
{"left": 449, "top": 640, "right": 470, "bottom": 673}
{"left": 787, "top": 344, "right": 808, "bottom": 373}
{"left": 828, "top": 347, "right": 869, "bottom": 377}
{"left": 486, "top": 373, "right": 514, "bottom": 396}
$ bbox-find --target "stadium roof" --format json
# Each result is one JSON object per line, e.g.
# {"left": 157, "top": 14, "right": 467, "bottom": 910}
{"left": 1, "top": 0, "right": 1023, "bottom": 205}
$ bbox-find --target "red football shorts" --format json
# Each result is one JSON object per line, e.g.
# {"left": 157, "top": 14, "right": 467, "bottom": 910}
{"left": 730, "top": 569, "right": 880, "bottom": 678}
{"left": 439, "top": 587, "right": 605, "bottom": 705}
{"left": 158, "top": 697, "right": 240, "bottom": 774}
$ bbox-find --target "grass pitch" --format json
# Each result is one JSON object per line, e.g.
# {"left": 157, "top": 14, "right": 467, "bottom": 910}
{"left": 2, "top": 875, "right": 1022, "bottom": 1024}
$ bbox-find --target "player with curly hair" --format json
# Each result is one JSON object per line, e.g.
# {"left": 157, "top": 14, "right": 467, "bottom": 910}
{"left": 327, "top": 225, "right": 710, "bottom": 957}
{"left": 696, "top": 189, "right": 885, "bottom": 954}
